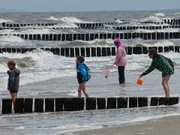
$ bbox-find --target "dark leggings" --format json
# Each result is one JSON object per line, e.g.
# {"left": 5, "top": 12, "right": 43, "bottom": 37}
{"left": 118, "top": 66, "right": 125, "bottom": 84}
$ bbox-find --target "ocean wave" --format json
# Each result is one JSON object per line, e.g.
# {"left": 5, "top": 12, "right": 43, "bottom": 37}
{"left": 0, "top": 36, "right": 25, "bottom": 43}
{"left": 66, "top": 39, "right": 114, "bottom": 46}
{"left": 46, "top": 16, "right": 59, "bottom": 21}
{"left": 46, "top": 16, "right": 92, "bottom": 23}
{"left": 19, "top": 28, "right": 55, "bottom": 34}
{"left": 0, "top": 49, "right": 76, "bottom": 89}
{"left": 0, "top": 49, "right": 75, "bottom": 72}
{"left": 154, "top": 12, "right": 166, "bottom": 17}
{"left": 129, "top": 40, "right": 176, "bottom": 47}
{"left": 51, "top": 22, "right": 78, "bottom": 29}
{"left": 60, "top": 16, "right": 89, "bottom": 23}
{"left": 0, "top": 29, "right": 15, "bottom": 34}
{"left": 140, "top": 16, "right": 163, "bottom": 23}
{"left": 0, "top": 18, "right": 13, "bottom": 23}
{"left": 114, "top": 19, "right": 124, "bottom": 24}
{"left": 134, "top": 28, "right": 179, "bottom": 33}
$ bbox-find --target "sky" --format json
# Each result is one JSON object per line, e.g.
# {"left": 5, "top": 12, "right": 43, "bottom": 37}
{"left": 0, "top": 0, "right": 180, "bottom": 12}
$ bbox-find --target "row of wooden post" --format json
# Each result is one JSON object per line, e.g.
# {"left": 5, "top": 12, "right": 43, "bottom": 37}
{"left": 0, "top": 46, "right": 179, "bottom": 57}
{"left": 2, "top": 97, "right": 179, "bottom": 114}
{"left": 0, "top": 32, "right": 179, "bottom": 41}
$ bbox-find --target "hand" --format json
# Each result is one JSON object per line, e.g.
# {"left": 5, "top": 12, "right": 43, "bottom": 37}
{"left": 112, "top": 64, "right": 116, "bottom": 68}
{"left": 139, "top": 75, "right": 143, "bottom": 78}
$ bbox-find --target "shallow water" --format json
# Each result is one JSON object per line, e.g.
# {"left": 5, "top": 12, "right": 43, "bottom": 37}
{"left": 0, "top": 106, "right": 180, "bottom": 135}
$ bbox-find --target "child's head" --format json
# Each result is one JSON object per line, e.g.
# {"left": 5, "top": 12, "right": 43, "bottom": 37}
{"left": 7, "top": 60, "right": 16, "bottom": 70}
{"left": 76, "top": 56, "right": 84, "bottom": 64}
{"left": 148, "top": 48, "right": 158, "bottom": 59}
{"left": 114, "top": 37, "right": 121, "bottom": 48}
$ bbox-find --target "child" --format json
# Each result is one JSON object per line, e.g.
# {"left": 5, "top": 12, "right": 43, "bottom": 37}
{"left": 139, "top": 48, "right": 174, "bottom": 97}
{"left": 113, "top": 37, "right": 127, "bottom": 84}
{"left": 7, "top": 60, "right": 20, "bottom": 108}
{"left": 76, "top": 56, "right": 90, "bottom": 97}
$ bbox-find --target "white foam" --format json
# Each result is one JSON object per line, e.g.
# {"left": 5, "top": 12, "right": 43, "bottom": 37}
{"left": 134, "top": 28, "right": 179, "bottom": 33}
{"left": 0, "top": 18, "right": 13, "bottom": 23}
{"left": 128, "top": 40, "right": 175, "bottom": 47}
{"left": 131, "top": 113, "right": 180, "bottom": 123}
{"left": 15, "top": 126, "right": 25, "bottom": 130}
{"left": 54, "top": 124, "right": 103, "bottom": 135}
{"left": 140, "top": 16, "right": 163, "bottom": 23}
{"left": 60, "top": 17, "right": 92, "bottom": 23}
{"left": 0, "top": 36, "right": 25, "bottom": 43}
{"left": 46, "top": 16, "right": 59, "bottom": 21}
{"left": 46, "top": 16, "right": 86, "bottom": 29}
{"left": 114, "top": 19, "right": 123, "bottom": 24}
{"left": 75, "top": 38, "right": 114, "bottom": 45}
{"left": 155, "top": 13, "right": 166, "bottom": 17}
{"left": 46, "top": 16, "right": 93, "bottom": 23}
{"left": 19, "top": 28, "right": 54, "bottom": 34}
{"left": 0, "top": 29, "right": 15, "bottom": 34}
{"left": 51, "top": 23, "right": 78, "bottom": 29}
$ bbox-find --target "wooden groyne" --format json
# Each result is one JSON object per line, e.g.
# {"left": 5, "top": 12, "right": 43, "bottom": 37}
{"left": 2, "top": 97, "right": 179, "bottom": 114}
{"left": 0, "top": 46, "right": 179, "bottom": 57}
{"left": 0, "top": 32, "right": 179, "bottom": 41}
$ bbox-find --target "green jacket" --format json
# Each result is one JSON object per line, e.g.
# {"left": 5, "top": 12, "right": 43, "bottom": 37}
{"left": 141, "top": 54, "right": 174, "bottom": 77}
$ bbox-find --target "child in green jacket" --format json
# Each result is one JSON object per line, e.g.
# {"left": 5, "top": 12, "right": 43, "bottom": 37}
{"left": 139, "top": 48, "right": 174, "bottom": 97}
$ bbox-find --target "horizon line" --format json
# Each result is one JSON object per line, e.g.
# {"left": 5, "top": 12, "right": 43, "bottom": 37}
{"left": 0, "top": 8, "right": 179, "bottom": 13}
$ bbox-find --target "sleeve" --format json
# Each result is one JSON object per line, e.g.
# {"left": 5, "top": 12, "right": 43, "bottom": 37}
{"left": 85, "top": 64, "right": 90, "bottom": 71}
{"left": 15, "top": 69, "right": 20, "bottom": 76}
{"left": 141, "top": 61, "right": 156, "bottom": 76}
{"left": 7, "top": 70, "right": 9, "bottom": 75}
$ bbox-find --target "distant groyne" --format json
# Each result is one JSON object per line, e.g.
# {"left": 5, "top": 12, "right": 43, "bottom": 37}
{"left": 0, "top": 46, "right": 178, "bottom": 57}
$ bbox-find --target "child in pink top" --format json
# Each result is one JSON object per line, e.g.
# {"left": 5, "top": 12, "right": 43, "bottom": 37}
{"left": 113, "top": 37, "right": 127, "bottom": 84}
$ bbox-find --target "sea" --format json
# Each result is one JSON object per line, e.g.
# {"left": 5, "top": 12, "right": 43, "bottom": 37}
{"left": 0, "top": 10, "right": 180, "bottom": 135}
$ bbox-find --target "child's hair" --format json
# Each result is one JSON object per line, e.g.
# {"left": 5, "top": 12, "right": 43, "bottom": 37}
{"left": 7, "top": 60, "right": 16, "bottom": 67}
{"left": 77, "top": 56, "right": 85, "bottom": 63}
{"left": 149, "top": 48, "right": 158, "bottom": 57}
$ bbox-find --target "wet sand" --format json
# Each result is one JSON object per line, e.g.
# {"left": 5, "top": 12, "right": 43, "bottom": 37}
{"left": 75, "top": 115, "right": 180, "bottom": 135}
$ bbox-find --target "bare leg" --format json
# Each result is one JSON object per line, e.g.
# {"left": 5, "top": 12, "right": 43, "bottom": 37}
{"left": 78, "top": 85, "right": 81, "bottom": 97}
{"left": 162, "top": 76, "right": 171, "bottom": 97}
{"left": 81, "top": 83, "right": 88, "bottom": 98}
{"left": 10, "top": 92, "right": 17, "bottom": 109}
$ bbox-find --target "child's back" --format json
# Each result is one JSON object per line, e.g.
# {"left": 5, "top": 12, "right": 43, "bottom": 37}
{"left": 7, "top": 68, "right": 20, "bottom": 92}
{"left": 76, "top": 56, "right": 89, "bottom": 97}
{"left": 77, "top": 63, "right": 90, "bottom": 82}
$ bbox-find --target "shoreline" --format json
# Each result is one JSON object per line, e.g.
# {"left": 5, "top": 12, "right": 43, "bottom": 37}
{"left": 75, "top": 115, "right": 180, "bottom": 135}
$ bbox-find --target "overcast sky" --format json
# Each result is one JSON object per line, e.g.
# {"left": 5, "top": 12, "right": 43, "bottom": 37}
{"left": 0, "top": 0, "right": 179, "bottom": 11}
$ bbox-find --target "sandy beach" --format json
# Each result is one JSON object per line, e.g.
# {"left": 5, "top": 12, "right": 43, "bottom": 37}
{"left": 75, "top": 115, "right": 180, "bottom": 135}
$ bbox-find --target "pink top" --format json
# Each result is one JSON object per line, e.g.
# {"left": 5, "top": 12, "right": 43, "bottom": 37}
{"left": 114, "top": 37, "right": 127, "bottom": 66}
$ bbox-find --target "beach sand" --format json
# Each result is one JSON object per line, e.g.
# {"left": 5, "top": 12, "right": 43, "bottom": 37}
{"left": 75, "top": 115, "right": 180, "bottom": 135}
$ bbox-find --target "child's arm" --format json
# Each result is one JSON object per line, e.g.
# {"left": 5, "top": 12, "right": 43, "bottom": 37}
{"left": 140, "top": 62, "right": 155, "bottom": 77}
